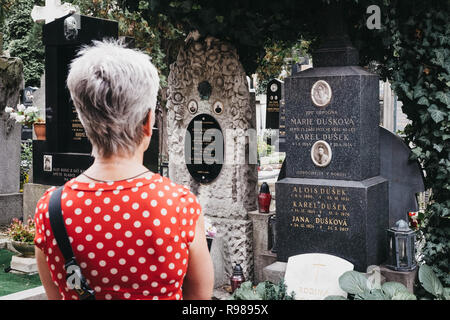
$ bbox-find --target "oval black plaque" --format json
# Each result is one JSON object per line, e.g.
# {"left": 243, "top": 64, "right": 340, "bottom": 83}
{"left": 185, "top": 113, "right": 224, "bottom": 184}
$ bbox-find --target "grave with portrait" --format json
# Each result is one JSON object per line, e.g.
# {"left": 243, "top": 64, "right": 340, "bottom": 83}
{"left": 166, "top": 36, "right": 258, "bottom": 285}
{"left": 31, "top": 13, "right": 159, "bottom": 187}
{"left": 275, "top": 5, "right": 389, "bottom": 272}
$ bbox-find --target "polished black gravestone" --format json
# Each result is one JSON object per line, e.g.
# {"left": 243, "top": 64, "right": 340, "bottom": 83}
{"left": 266, "top": 79, "right": 283, "bottom": 130}
{"left": 33, "top": 14, "right": 158, "bottom": 186}
{"left": 275, "top": 3, "right": 389, "bottom": 271}
{"left": 379, "top": 127, "right": 425, "bottom": 226}
{"left": 184, "top": 113, "right": 223, "bottom": 184}
{"left": 277, "top": 126, "right": 425, "bottom": 229}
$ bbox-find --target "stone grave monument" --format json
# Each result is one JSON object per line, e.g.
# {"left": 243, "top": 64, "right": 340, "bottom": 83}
{"left": 284, "top": 253, "right": 354, "bottom": 300}
{"left": 167, "top": 36, "right": 258, "bottom": 284}
{"left": 31, "top": 13, "right": 159, "bottom": 187}
{"left": 265, "top": 78, "right": 282, "bottom": 130}
{"left": 0, "top": 55, "right": 23, "bottom": 225}
{"left": 275, "top": 4, "right": 389, "bottom": 272}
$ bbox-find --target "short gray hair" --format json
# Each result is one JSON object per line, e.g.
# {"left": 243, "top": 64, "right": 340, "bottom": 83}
{"left": 67, "top": 40, "right": 160, "bottom": 158}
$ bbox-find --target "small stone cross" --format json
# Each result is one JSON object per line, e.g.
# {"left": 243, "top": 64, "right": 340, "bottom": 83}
{"left": 31, "top": 0, "right": 79, "bottom": 24}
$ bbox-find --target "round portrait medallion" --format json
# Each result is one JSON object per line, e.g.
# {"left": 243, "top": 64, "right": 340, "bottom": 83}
{"left": 311, "top": 140, "right": 332, "bottom": 167}
{"left": 311, "top": 80, "right": 332, "bottom": 107}
{"left": 187, "top": 100, "right": 198, "bottom": 114}
{"left": 212, "top": 100, "right": 224, "bottom": 115}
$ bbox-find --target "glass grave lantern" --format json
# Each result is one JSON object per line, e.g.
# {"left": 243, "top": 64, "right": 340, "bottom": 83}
{"left": 386, "top": 219, "right": 417, "bottom": 271}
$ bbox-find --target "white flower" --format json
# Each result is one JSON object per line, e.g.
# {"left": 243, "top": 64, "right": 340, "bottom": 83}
{"left": 17, "top": 104, "right": 26, "bottom": 112}
{"left": 204, "top": 216, "right": 217, "bottom": 238}
{"left": 4, "top": 107, "right": 13, "bottom": 113}
{"left": 9, "top": 112, "right": 18, "bottom": 120}
{"left": 24, "top": 106, "right": 38, "bottom": 115}
{"left": 15, "top": 115, "right": 25, "bottom": 123}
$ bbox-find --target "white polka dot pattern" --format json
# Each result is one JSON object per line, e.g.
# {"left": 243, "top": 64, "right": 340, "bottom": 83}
{"left": 33, "top": 174, "right": 201, "bottom": 300}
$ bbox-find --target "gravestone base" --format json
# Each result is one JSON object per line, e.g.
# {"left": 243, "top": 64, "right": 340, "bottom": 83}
{"left": 262, "top": 261, "right": 287, "bottom": 284}
{"left": 276, "top": 176, "right": 389, "bottom": 272}
{"left": 208, "top": 216, "right": 253, "bottom": 282}
{"left": 23, "top": 183, "right": 53, "bottom": 221}
{"left": 209, "top": 235, "right": 227, "bottom": 288}
{"left": 10, "top": 255, "right": 38, "bottom": 274}
{"left": 380, "top": 265, "right": 417, "bottom": 294}
{"left": 0, "top": 193, "right": 23, "bottom": 225}
{"left": 249, "top": 211, "right": 277, "bottom": 283}
{"left": 32, "top": 140, "right": 94, "bottom": 186}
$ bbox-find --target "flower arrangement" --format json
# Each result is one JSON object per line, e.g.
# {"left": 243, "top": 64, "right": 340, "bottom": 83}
{"left": 204, "top": 216, "right": 217, "bottom": 238}
{"left": 7, "top": 218, "right": 35, "bottom": 244}
{"left": 4, "top": 104, "right": 43, "bottom": 126}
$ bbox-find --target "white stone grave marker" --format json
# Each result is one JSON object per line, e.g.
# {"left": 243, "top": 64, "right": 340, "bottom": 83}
{"left": 284, "top": 253, "right": 354, "bottom": 300}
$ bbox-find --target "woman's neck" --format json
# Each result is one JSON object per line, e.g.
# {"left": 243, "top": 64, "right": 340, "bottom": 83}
{"left": 76, "top": 151, "right": 152, "bottom": 183}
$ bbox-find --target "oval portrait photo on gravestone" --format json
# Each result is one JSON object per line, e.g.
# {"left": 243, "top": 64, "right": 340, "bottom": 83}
{"left": 311, "top": 80, "right": 332, "bottom": 107}
{"left": 311, "top": 140, "right": 332, "bottom": 167}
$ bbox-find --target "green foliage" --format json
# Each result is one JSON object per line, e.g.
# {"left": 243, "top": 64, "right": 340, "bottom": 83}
{"left": 418, "top": 263, "right": 450, "bottom": 300}
{"left": 69, "top": 0, "right": 185, "bottom": 88}
{"left": 375, "top": 0, "right": 450, "bottom": 287}
{"left": 4, "top": 0, "right": 45, "bottom": 87}
{"left": 127, "top": 0, "right": 329, "bottom": 74}
{"left": 325, "top": 265, "right": 449, "bottom": 300}
{"left": 20, "top": 140, "right": 32, "bottom": 191}
{"left": 255, "top": 41, "right": 310, "bottom": 95}
{"left": 230, "top": 280, "right": 295, "bottom": 300}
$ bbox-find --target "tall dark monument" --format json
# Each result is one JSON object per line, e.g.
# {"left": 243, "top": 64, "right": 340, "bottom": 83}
{"left": 33, "top": 14, "right": 159, "bottom": 185}
{"left": 275, "top": 4, "right": 389, "bottom": 271}
{"left": 266, "top": 78, "right": 283, "bottom": 130}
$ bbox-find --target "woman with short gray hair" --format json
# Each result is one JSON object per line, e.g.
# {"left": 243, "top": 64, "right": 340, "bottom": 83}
{"left": 34, "top": 40, "right": 214, "bottom": 300}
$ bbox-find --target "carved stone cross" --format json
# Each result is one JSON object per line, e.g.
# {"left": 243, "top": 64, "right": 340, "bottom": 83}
{"left": 31, "top": 0, "right": 79, "bottom": 24}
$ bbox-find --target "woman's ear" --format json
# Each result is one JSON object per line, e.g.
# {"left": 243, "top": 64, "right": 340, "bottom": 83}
{"left": 143, "top": 111, "right": 153, "bottom": 137}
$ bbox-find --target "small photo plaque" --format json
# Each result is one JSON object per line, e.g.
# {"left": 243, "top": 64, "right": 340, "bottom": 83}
{"left": 311, "top": 140, "right": 332, "bottom": 167}
{"left": 43, "top": 155, "right": 53, "bottom": 172}
{"left": 311, "top": 80, "right": 332, "bottom": 107}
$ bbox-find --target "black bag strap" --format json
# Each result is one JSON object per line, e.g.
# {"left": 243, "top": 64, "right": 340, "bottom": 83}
{"left": 48, "top": 186, "right": 74, "bottom": 261}
{"left": 48, "top": 185, "right": 95, "bottom": 300}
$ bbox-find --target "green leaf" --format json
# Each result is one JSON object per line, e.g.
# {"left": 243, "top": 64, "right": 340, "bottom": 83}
{"left": 255, "top": 281, "right": 267, "bottom": 299}
{"left": 413, "top": 86, "right": 427, "bottom": 99}
{"left": 230, "top": 281, "right": 262, "bottom": 300}
{"left": 339, "top": 271, "right": 370, "bottom": 295}
{"left": 382, "top": 282, "right": 410, "bottom": 299}
{"left": 419, "top": 264, "right": 444, "bottom": 298}
{"left": 392, "top": 292, "right": 417, "bottom": 300}
{"left": 443, "top": 288, "right": 450, "bottom": 300}
{"left": 368, "top": 289, "right": 386, "bottom": 300}
{"left": 324, "top": 295, "right": 347, "bottom": 300}
{"left": 428, "top": 104, "right": 446, "bottom": 123}
{"left": 417, "top": 96, "right": 429, "bottom": 106}
{"left": 435, "top": 91, "right": 450, "bottom": 105}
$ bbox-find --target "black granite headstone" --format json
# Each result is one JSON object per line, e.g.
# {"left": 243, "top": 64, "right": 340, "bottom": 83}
{"left": 266, "top": 79, "right": 283, "bottom": 130}
{"left": 379, "top": 127, "right": 425, "bottom": 226}
{"left": 33, "top": 13, "right": 159, "bottom": 186}
{"left": 278, "top": 126, "right": 426, "bottom": 228}
{"left": 275, "top": 3, "right": 389, "bottom": 271}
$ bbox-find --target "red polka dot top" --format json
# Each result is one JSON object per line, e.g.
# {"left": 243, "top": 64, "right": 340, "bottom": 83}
{"left": 34, "top": 173, "right": 201, "bottom": 300}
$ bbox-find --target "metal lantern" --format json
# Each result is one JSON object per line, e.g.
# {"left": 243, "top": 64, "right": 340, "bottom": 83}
{"left": 386, "top": 219, "right": 417, "bottom": 271}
